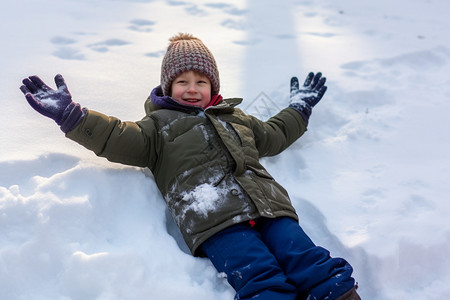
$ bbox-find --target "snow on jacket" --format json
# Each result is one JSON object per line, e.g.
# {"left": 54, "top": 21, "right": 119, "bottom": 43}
{"left": 66, "top": 86, "right": 308, "bottom": 256}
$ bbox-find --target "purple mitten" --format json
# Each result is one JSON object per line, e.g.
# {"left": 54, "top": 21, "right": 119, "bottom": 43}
{"left": 289, "top": 72, "right": 327, "bottom": 120}
{"left": 20, "top": 74, "right": 84, "bottom": 133}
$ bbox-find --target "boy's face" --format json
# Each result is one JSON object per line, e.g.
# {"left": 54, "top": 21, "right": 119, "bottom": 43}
{"left": 170, "top": 71, "right": 212, "bottom": 108}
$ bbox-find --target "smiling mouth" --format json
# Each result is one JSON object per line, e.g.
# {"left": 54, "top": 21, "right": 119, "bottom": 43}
{"left": 184, "top": 98, "right": 200, "bottom": 103}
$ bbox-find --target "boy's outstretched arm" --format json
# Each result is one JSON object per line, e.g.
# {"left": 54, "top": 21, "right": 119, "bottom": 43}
{"left": 289, "top": 72, "right": 327, "bottom": 122}
{"left": 20, "top": 74, "right": 154, "bottom": 168}
{"left": 20, "top": 74, "right": 84, "bottom": 133}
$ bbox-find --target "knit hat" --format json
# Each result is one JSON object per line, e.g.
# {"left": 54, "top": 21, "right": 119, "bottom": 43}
{"left": 160, "top": 33, "right": 220, "bottom": 96}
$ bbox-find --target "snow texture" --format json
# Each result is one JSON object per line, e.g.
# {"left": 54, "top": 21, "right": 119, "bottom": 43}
{"left": 2, "top": 0, "right": 450, "bottom": 299}
{"left": 181, "top": 183, "right": 222, "bottom": 218}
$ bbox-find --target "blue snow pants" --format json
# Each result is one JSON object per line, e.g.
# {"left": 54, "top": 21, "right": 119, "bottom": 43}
{"left": 200, "top": 217, "right": 355, "bottom": 300}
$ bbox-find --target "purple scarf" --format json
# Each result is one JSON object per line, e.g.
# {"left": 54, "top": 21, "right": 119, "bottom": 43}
{"left": 150, "top": 86, "right": 193, "bottom": 111}
{"left": 150, "top": 85, "right": 223, "bottom": 112}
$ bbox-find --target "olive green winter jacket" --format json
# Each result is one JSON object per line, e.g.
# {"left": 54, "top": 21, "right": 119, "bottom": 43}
{"left": 66, "top": 96, "right": 308, "bottom": 255}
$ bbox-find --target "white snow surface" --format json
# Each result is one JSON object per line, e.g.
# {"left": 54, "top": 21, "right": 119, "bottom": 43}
{"left": 2, "top": 0, "right": 450, "bottom": 299}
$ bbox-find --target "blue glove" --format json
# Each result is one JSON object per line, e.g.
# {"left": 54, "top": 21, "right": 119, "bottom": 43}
{"left": 289, "top": 72, "right": 327, "bottom": 120}
{"left": 20, "top": 74, "right": 84, "bottom": 133}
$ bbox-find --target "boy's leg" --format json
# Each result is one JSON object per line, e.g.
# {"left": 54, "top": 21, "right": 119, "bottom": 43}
{"left": 200, "top": 223, "right": 297, "bottom": 300}
{"left": 260, "top": 217, "right": 356, "bottom": 300}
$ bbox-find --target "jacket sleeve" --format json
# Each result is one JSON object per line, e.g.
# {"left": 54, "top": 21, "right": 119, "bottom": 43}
{"left": 65, "top": 109, "right": 160, "bottom": 168}
{"left": 249, "top": 107, "right": 308, "bottom": 157}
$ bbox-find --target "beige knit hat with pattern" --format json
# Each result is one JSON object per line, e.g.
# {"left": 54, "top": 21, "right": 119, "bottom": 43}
{"left": 160, "top": 33, "right": 220, "bottom": 96}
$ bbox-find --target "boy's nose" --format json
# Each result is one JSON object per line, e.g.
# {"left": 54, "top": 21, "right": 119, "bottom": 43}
{"left": 187, "top": 85, "right": 198, "bottom": 93}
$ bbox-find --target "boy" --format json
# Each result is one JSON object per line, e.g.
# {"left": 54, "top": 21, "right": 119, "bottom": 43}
{"left": 20, "top": 33, "right": 360, "bottom": 300}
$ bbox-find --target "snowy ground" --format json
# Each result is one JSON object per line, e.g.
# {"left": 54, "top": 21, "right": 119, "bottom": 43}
{"left": 2, "top": 0, "right": 450, "bottom": 299}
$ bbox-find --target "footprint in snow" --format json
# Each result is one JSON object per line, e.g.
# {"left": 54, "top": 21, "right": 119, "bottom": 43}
{"left": 232, "top": 39, "right": 261, "bottom": 46}
{"left": 205, "top": 3, "right": 247, "bottom": 31}
{"left": 87, "top": 39, "right": 130, "bottom": 53}
{"left": 50, "top": 36, "right": 77, "bottom": 45}
{"left": 221, "top": 19, "right": 247, "bottom": 31}
{"left": 274, "top": 34, "right": 296, "bottom": 39}
{"left": 204, "top": 3, "right": 247, "bottom": 16}
{"left": 128, "top": 19, "right": 156, "bottom": 32}
{"left": 145, "top": 50, "right": 166, "bottom": 58}
{"left": 167, "top": 0, "right": 187, "bottom": 6}
{"left": 166, "top": 1, "right": 206, "bottom": 16}
{"left": 303, "top": 32, "right": 338, "bottom": 38}
{"left": 51, "top": 36, "right": 85, "bottom": 60}
{"left": 53, "top": 47, "right": 86, "bottom": 60}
